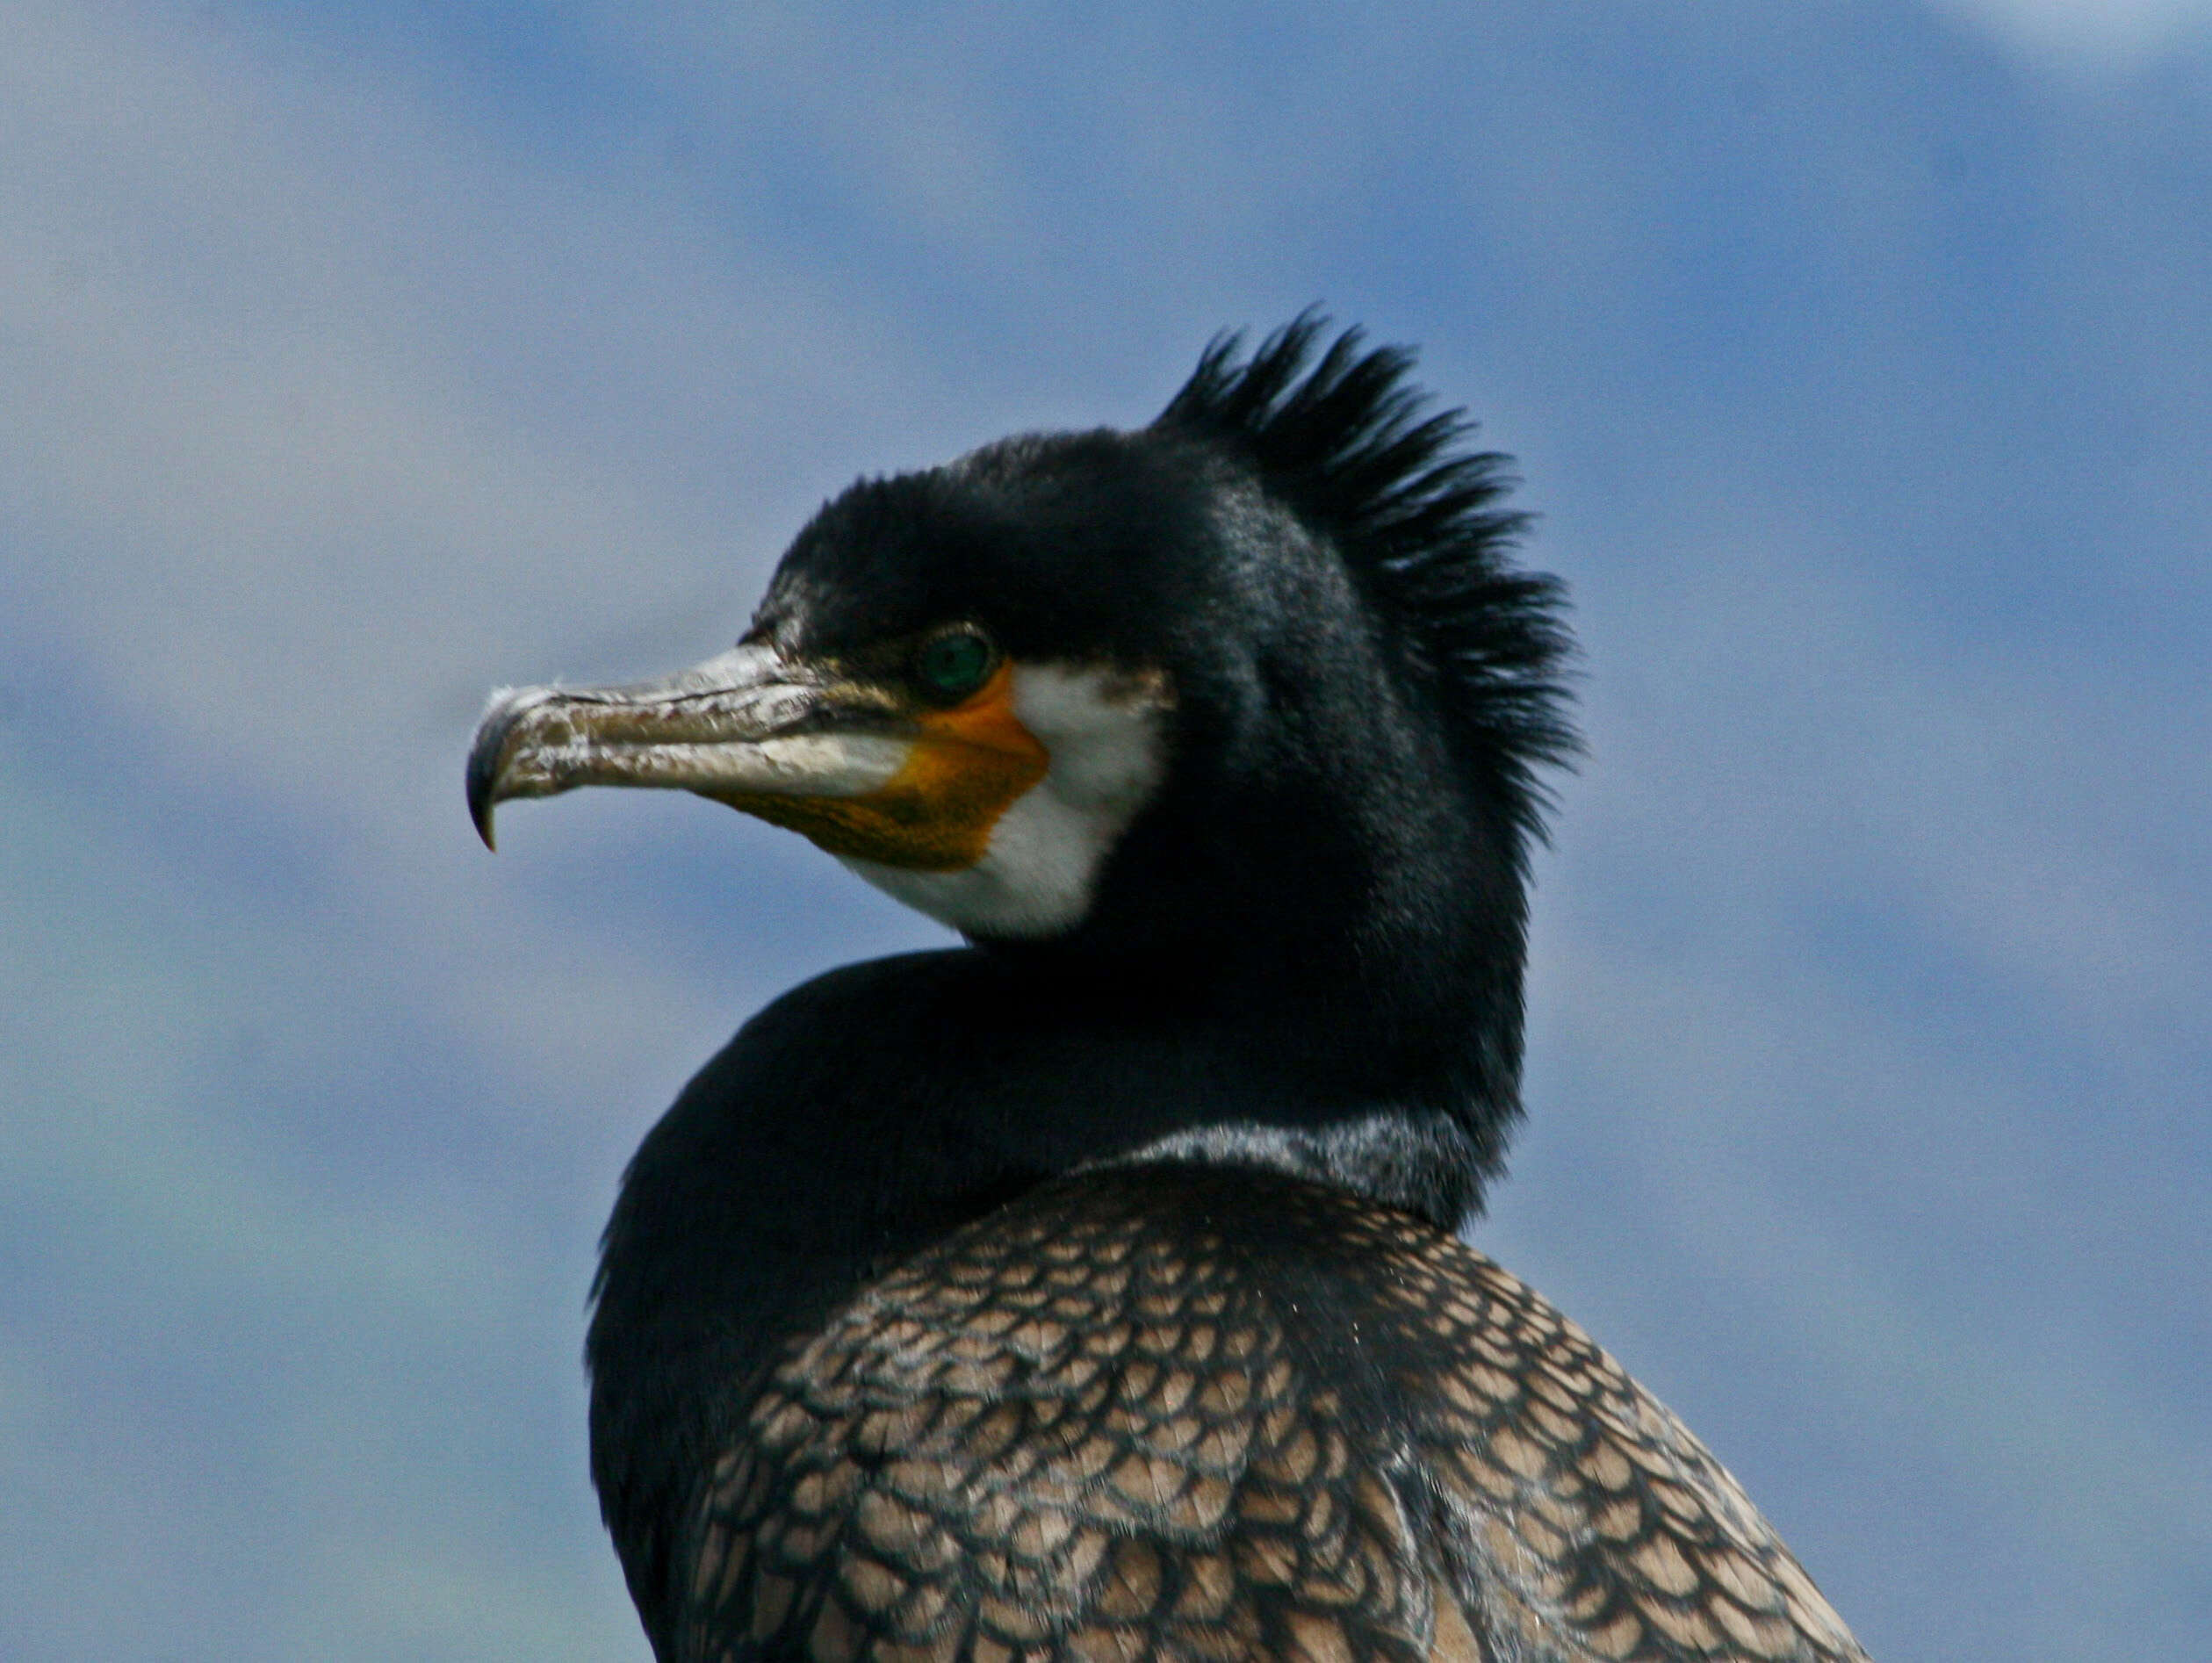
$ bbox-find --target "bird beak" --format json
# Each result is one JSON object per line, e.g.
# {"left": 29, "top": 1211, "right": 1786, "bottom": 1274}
{"left": 466, "top": 641, "right": 1048, "bottom": 870}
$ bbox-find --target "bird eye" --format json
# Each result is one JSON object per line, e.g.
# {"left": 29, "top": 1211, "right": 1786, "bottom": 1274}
{"left": 914, "top": 628, "right": 996, "bottom": 701}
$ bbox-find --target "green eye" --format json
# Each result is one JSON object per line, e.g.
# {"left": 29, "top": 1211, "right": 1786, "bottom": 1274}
{"left": 916, "top": 629, "right": 996, "bottom": 700}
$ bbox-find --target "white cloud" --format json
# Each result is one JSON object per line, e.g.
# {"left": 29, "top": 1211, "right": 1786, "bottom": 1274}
{"left": 0, "top": 0, "right": 956, "bottom": 1114}
{"left": 1935, "top": 0, "right": 2212, "bottom": 71}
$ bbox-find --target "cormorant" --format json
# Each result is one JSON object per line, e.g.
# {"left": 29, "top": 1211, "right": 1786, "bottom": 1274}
{"left": 468, "top": 318, "right": 1870, "bottom": 1662}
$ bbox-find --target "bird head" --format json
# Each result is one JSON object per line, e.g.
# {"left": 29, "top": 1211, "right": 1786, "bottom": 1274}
{"left": 469, "top": 318, "right": 1575, "bottom": 990}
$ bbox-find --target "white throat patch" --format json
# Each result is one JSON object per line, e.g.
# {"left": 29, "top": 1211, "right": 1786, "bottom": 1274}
{"left": 840, "top": 662, "right": 1173, "bottom": 939}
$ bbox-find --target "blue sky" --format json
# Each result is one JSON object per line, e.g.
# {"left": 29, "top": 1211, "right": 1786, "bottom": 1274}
{"left": 2, "top": 3, "right": 2207, "bottom": 1658}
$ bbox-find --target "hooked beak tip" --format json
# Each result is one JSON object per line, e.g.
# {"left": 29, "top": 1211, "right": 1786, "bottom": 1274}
{"left": 466, "top": 760, "right": 501, "bottom": 850}
{"left": 466, "top": 686, "right": 532, "bottom": 852}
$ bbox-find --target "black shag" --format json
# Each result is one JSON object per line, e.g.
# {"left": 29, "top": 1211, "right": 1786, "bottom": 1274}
{"left": 468, "top": 318, "right": 1870, "bottom": 1662}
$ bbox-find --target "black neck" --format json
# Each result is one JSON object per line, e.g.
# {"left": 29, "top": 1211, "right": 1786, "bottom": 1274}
{"left": 592, "top": 895, "right": 1519, "bottom": 1378}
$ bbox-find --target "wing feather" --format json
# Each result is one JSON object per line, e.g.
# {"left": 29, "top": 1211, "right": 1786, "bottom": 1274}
{"left": 677, "top": 1169, "right": 1868, "bottom": 1663}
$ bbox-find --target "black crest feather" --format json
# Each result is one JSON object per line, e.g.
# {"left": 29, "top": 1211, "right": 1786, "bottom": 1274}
{"left": 1154, "top": 313, "right": 1579, "bottom": 841}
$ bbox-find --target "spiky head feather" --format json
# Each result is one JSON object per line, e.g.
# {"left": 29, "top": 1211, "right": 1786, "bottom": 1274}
{"left": 1155, "top": 313, "right": 1579, "bottom": 849}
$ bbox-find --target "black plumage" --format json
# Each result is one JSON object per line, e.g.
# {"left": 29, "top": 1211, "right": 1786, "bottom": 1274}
{"left": 467, "top": 317, "right": 1868, "bottom": 1662}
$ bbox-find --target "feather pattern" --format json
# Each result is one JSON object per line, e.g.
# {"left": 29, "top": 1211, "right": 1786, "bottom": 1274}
{"left": 679, "top": 1165, "right": 1869, "bottom": 1663}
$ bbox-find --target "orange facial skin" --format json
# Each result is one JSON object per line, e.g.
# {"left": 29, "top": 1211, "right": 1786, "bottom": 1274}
{"left": 706, "top": 660, "right": 1049, "bottom": 870}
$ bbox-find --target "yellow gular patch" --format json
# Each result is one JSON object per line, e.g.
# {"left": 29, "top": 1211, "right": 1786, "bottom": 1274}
{"left": 715, "top": 661, "right": 1049, "bottom": 870}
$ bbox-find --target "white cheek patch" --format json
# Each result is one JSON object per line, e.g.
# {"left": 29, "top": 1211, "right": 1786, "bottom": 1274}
{"left": 840, "top": 662, "right": 1172, "bottom": 939}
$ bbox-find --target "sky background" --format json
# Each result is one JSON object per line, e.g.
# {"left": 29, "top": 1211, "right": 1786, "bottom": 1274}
{"left": 2, "top": 2, "right": 2207, "bottom": 1659}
